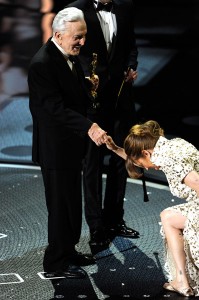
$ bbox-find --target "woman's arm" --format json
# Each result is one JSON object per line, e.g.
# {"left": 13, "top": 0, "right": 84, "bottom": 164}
{"left": 105, "top": 136, "right": 127, "bottom": 160}
{"left": 183, "top": 170, "right": 199, "bottom": 197}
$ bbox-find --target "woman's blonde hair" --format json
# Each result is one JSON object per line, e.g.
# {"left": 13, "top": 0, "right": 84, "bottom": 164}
{"left": 124, "top": 120, "right": 164, "bottom": 178}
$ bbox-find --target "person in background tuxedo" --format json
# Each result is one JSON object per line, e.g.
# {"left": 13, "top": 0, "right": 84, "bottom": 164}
{"left": 67, "top": 0, "right": 140, "bottom": 254}
{"left": 28, "top": 7, "right": 107, "bottom": 279}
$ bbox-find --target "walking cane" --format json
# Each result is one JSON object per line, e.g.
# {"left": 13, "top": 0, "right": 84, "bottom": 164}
{"left": 141, "top": 169, "right": 149, "bottom": 202}
{"left": 117, "top": 70, "right": 149, "bottom": 202}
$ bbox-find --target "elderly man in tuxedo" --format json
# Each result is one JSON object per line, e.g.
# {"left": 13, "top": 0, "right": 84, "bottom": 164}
{"left": 28, "top": 7, "right": 107, "bottom": 279}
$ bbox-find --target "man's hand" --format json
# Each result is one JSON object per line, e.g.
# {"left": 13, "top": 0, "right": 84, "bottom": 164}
{"left": 125, "top": 69, "right": 138, "bottom": 83}
{"left": 88, "top": 123, "right": 107, "bottom": 146}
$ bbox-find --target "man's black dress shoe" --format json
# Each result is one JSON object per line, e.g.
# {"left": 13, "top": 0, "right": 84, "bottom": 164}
{"left": 108, "top": 221, "right": 140, "bottom": 239}
{"left": 89, "top": 229, "right": 111, "bottom": 255}
{"left": 61, "top": 265, "right": 87, "bottom": 279}
{"left": 74, "top": 252, "right": 96, "bottom": 266}
{"left": 45, "top": 265, "right": 87, "bottom": 279}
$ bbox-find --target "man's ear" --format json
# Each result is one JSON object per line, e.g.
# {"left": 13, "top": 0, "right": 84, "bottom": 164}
{"left": 55, "top": 32, "right": 62, "bottom": 43}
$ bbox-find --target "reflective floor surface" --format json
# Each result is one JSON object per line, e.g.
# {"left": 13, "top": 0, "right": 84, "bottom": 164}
{"left": 1, "top": 164, "right": 198, "bottom": 299}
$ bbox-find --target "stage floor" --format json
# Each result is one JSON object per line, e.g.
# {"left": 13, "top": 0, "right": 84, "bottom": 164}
{"left": 1, "top": 164, "right": 198, "bottom": 300}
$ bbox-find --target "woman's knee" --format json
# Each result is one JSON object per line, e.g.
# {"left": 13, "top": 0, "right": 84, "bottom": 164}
{"left": 160, "top": 209, "right": 186, "bottom": 229}
{"left": 160, "top": 209, "right": 168, "bottom": 220}
{"left": 160, "top": 209, "right": 174, "bottom": 224}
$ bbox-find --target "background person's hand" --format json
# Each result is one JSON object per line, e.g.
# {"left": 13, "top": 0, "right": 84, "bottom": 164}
{"left": 125, "top": 68, "right": 138, "bottom": 83}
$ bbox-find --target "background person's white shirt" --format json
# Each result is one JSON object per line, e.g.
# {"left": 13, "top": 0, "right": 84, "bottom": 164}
{"left": 94, "top": 1, "right": 117, "bottom": 52}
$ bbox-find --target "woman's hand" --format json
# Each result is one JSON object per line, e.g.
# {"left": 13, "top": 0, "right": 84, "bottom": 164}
{"left": 105, "top": 136, "right": 118, "bottom": 151}
{"left": 104, "top": 136, "right": 127, "bottom": 160}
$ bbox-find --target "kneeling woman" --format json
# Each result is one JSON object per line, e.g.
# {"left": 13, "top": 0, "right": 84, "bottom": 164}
{"left": 105, "top": 120, "right": 199, "bottom": 297}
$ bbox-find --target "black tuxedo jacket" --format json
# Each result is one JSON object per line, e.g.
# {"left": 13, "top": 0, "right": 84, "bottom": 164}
{"left": 67, "top": 0, "right": 138, "bottom": 90}
{"left": 28, "top": 39, "right": 93, "bottom": 169}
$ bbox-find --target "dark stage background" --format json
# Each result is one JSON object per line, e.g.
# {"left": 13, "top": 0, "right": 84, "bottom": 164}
{"left": 0, "top": 0, "right": 199, "bottom": 167}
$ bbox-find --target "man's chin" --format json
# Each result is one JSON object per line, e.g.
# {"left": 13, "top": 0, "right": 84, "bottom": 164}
{"left": 72, "top": 48, "right": 81, "bottom": 55}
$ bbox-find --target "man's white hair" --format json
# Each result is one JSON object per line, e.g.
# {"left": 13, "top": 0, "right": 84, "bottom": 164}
{"left": 52, "top": 7, "right": 85, "bottom": 33}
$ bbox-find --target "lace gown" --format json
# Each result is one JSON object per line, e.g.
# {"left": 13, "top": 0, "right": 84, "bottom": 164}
{"left": 150, "top": 136, "right": 199, "bottom": 296}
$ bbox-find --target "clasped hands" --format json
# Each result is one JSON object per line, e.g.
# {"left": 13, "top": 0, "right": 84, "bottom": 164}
{"left": 88, "top": 123, "right": 116, "bottom": 149}
{"left": 88, "top": 123, "right": 107, "bottom": 146}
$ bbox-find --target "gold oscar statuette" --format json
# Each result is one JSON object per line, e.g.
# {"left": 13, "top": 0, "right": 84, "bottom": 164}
{"left": 90, "top": 53, "right": 98, "bottom": 99}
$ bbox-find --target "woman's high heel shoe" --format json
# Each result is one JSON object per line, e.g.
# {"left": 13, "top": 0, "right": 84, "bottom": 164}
{"left": 163, "top": 282, "right": 195, "bottom": 297}
{"left": 163, "top": 282, "right": 175, "bottom": 292}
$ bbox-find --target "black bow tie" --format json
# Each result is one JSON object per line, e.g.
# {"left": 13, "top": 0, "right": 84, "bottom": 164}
{"left": 96, "top": 1, "right": 113, "bottom": 12}
{"left": 68, "top": 56, "right": 75, "bottom": 63}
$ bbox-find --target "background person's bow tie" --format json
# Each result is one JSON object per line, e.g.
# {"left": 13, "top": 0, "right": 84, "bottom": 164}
{"left": 95, "top": 1, "right": 113, "bottom": 12}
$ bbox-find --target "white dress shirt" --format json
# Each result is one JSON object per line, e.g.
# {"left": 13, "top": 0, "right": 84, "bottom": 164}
{"left": 51, "top": 37, "right": 73, "bottom": 69}
{"left": 94, "top": 1, "right": 117, "bottom": 52}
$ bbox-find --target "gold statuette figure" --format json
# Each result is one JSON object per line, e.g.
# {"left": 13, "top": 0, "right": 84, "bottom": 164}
{"left": 90, "top": 53, "right": 98, "bottom": 99}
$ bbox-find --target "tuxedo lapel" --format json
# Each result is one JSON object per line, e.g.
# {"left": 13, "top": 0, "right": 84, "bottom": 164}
{"left": 46, "top": 41, "right": 87, "bottom": 98}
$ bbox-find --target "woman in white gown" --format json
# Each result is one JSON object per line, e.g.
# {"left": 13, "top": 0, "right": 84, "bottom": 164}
{"left": 105, "top": 120, "right": 199, "bottom": 297}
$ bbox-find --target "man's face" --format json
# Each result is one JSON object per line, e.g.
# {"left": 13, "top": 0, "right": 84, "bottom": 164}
{"left": 55, "top": 20, "right": 87, "bottom": 56}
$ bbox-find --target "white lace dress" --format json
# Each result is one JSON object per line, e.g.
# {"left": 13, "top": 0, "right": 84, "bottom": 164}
{"left": 150, "top": 136, "right": 199, "bottom": 296}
